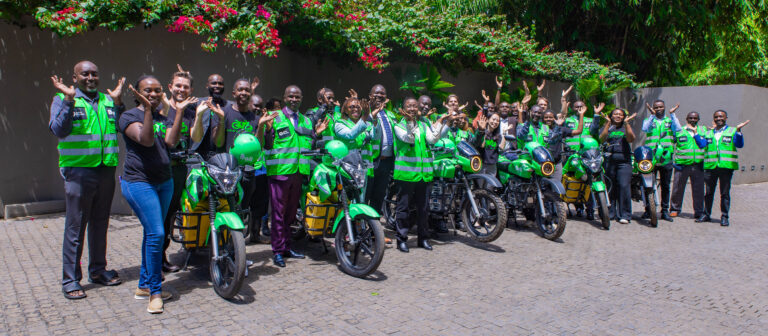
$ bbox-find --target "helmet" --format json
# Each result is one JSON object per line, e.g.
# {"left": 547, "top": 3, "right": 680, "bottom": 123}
{"left": 325, "top": 140, "right": 349, "bottom": 160}
{"left": 230, "top": 133, "right": 262, "bottom": 166}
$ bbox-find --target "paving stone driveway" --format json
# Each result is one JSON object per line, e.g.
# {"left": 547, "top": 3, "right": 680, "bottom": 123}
{"left": 1, "top": 183, "right": 767, "bottom": 335}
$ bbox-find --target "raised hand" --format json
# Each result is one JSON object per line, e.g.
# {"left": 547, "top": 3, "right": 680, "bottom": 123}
{"left": 669, "top": 103, "right": 680, "bottom": 114}
{"left": 177, "top": 96, "right": 198, "bottom": 112}
{"left": 206, "top": 101, "right": 226, "bottom": 120}
{"left": 347, "top": 89, "right": 358, "bottom": 100}
{"left": 107, "top": 77, "right": 125, "bottom": 105}
{"left": 537, "top": 79, "right": 546, "bottom": 92}
{"left": 736, "top": 120, "right": 750, "bottom": 131}
{"left": 128, "top": 84, "right": 151, "bottom": 109}
{"left": 371, "top": 98, "right": 388, "bottom": 119}
{"left": 577, "top": 105, "right": 587, "bottom": 116}
{"left": 555, "top": 113, "right": 566, "bottom": 126}
{"left": 645, "top": 102, "right": 654, "bottom": 113}
{"left": 259, "top": 110, "right": 279, "bottom": 129}
{"left": 160, "top": 92, "right": 172, "bottom": 116}
{"left": 594, "top": 102, "right": 605, "bottom": 115}
{"left": 474, "top": 100, "right": 483, "bottom": 111}
{"left": 251, "top": 76, "right": 260, "bottom": 92}
{"left": 458, "top": 102, "right": 468, "bottom": 112}
{"left": 51, "top": 75, "right": 76, "bottom": 100}
{"left": 495, "top": 75, "right": 503, "bottom": 89}
{"left": 521, "top": 81, "right": 532, "bottom": 105}
{"left": 176, "top": 64, "right": 187, "bottom": 73}
{"left": 601, "top": 112, "right": 611, "bottom": 124}
{"left": 476, "top": 113, "right": 487, "bottom": 129}
{"left": 711, "top": 120, "right": 717, "bottom": 130}
{"left": 685, "top": 124, "right": 696, "bottom": 132}
{"left": 481, "top": 90, "right": 490, "bottom": 102}
{"left": 314, "top": 116, "right": 330, "bottom": 134}
{"left": 426, "top": 107, "right": 437, "bottom": 118}
{"left": 399, "top": 107, "right": 415, "bottom": 121}
{"left": 196, "top": 97, "right": 211, "bottom": 115}
{"left": 625, "top": 113, "right": 637, "bottom": 123}
{"left": 562, "top": 84, "right": 573, "bottom": 98}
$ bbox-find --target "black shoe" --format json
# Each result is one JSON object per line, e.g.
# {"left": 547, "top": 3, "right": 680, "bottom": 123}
{"left": 436, "top": 221, "right": 449, "bottom": 233}
{"left": 695, "top": 215, "right": 711, "bottom": 223}
{"left": 284, "top": 249, "right": 305, "bottom": 259}
{"left": 721, "top": 217, "right": 729, "bottom": 227}
{"left": 261, "top": 222, "right": 271, "bottom": 237}
{"left": 641, "top": 211, "right": 650, "bottom": 219}
{"left": 661, "top": 212, "right": 674, "bottom": 222}
{"left": 162, "top": 261, "right": 180, "bottom": 273}
{"left": 273, "top": 254, "right": 286, "bottom": 267}
{"left": 575, "top": 208, "right": 584, "bottom": 218}
{"left": 417, "top": 239, "right": 433, "bottom": 250}
{"left": 397, "top": 241, "right": 409, "bottom": 253}
{"left": 585, "top": 211, "right": 594, "bottom": 221}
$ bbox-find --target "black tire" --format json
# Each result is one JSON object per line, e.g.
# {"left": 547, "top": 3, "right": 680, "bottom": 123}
{"left": 381, "top": 189, "right": 398, "bottom": 231}
{"left": 535, "top": 196, "right": 567, "bottom": 241}
{"left": 646, "top": 188, "right": 658, "bottom": 227}
{"left": 335, "top": 217, "right": 385, "bottom": 278}
{"left": 596, "top": 191, "right": 611, "bottom": 230}
{"left": 210, "top": 228, "right": 246, "bottom": 299}
{"left": 460, "top": 189, "right": 507, "bottom": 243}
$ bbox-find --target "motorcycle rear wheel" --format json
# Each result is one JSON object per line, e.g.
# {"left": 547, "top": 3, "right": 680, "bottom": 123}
{"left": 460, "top": 189, "right": 507, "bottom": 243}
{"left": 596, "top": 191, "right": 611, "bottom": 230}
{"left": 210, "top": 228, "right": 246, "bottom": 299}
{"left": 536, "top": 197, "right": 567, "bottom": 241}
{"left": 646, "top": 188, "right": 658, "bottom": 228}
{"left": 335, "top": 218, "right": 385, "bottom": 278}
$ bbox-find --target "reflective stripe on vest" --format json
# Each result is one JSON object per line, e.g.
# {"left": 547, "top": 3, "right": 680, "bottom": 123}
{"left": 673, "top": 125, "right": 706, "bottom": 165}
{"left": 336, "top": 118, "right": 375, "bottom": 176}
{"left": 265, "top": 110, "right": 312, "bottom": 176}
{"left": 564, "top": 116, "right": 594, "bottom": 149}
{"left": 56, "top": 92, "right": 119, "bottom": 167}
{"left": 644, "top": 117, "right": 674, "bottom": 149}
{"left": 393, "top": 121, "right": 434, "bottom": 182}
{"left": 518, "top": 123, "right": 549, "bottom": 149}
{"left": 703, "top": 127, "right": 738, "bottom": 170}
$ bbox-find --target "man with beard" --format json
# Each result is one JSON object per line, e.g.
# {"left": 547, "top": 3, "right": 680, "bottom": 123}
{"left": 669, "top": 111, "right": 707, "bottom": 220}
{"left": 641, "top": 100, "right": 682, "bottom": 222}
{"left": 366, "top": 84, "right": 398, "bottom": 212}
{"left": 49, "top": 61, "right": 125, "bottom": 299}
{"left": 189, "top": 73, "right": 228, "bottom": 159}
{"left": 258, "top": 85, "right": 328, "bottom": 267}
{"left": 212, "top": 79, "right": 271, "bottom": 242}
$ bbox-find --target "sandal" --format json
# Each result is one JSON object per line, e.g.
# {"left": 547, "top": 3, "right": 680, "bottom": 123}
{"left": 63, "top": 289, "right": 87, "bottom": 300}
{"left": 89, "top": 270, "right": 123, "bottom": 286}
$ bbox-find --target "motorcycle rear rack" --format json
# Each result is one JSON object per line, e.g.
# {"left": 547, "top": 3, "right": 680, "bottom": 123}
{"left": 171, "top": 209, "right": 250, "bottom": 246}
{"left": 304, "top": 202, "right": 342, "bottom": 253}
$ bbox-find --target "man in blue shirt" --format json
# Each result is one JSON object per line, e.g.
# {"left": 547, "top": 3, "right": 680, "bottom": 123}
{"left": 641, "top": 100, "right": 682, "bottom": 222}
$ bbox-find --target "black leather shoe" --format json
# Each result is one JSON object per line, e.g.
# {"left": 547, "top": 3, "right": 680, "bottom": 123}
{"left": 585, "top": 211, "right": 595, "bottom": 221}
{"left": 417, "top": 239, "right": 433, "bottom": 250}
{"left": 162, "top": 261, "right": 180, "bottom": 273}
{"left": 436, "top": 221, "right": 449, "bottom": 233}
{"left": 273, "top": 254, "right": 286, "bottom": 267}
{"left": 695, "top": 215, "right": 711, "bottom": 223}
{"left": 641, "top": 211, "right": 650, "bottom": 219}
{"left": 661, "top": 212, "right": 674, "bottom": 222}
{"left": 721, "top": 217, "right": 730, "bottom": 227}
{"left": 575, "top": 208, "right": 584, "bottom": 218}
{"left": 261, "top": 222, "right": 271, "bottom": 237}
{"left": 284, "top": 249, "right": 305, "bottom": 259}
{"left": 396, "top": 241, "right": 409, "bottom": 253}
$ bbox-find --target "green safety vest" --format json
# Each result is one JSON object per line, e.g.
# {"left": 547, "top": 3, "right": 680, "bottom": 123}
{"left": 674, "top": 125, "right": 706, "bottom": 165}
{"left": 265, "top": 110, "right": 313, "bottom": 176}
{"left": 449, "top": 129, "right": 472, "bottom": 144}
{"left": 335, "top": 118, "right": 374, "bottom": 176}
{"left": 564, "top": 116, "right": 594, "bottom": 150}
{"left": 393, "top": 120, "right": 434, "bottom": 182}
{"left": 518, "top": 123, "right": 549, "bottom": 149}
{"left": 56, "top": 93, "right": 119, "bottom": 167}
{"left": 370, "top": 109, "right": 397, "bottom": 159}
{"left": 703, "top": 127, "right": 739, "bottom": 170}
{"left": 644, "top": 116, "right": 674, "bottom": 149}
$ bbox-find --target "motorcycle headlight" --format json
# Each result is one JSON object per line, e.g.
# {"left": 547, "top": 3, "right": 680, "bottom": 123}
{"left": 638, "top": 160, "right": 653, "bottom": 173}
{"left": 470, "top": 156, "right": 482, "bottom": 172}
{"left": 207, "top": 165, "right": 241, "bottom": 195}
{"left": 582, "top": 156, "right": 604, "bottom": 173}
{"left": 341, "top": 161, "right": 367, "bottom": 190}
{"left": 541, "top": 161, "right": 554, "bottom": 176}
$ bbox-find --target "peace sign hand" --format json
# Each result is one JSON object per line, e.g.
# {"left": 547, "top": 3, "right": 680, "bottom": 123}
{"left": 51, "top": 75, "right": 76, "bottom": 100}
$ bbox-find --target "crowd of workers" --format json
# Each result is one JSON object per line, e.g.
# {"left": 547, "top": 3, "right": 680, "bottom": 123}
{"left": 48, "top": 60, "right": 748, "bottom": 313}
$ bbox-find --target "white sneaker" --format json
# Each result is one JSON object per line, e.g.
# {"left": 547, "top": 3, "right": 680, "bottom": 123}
{"left": 619, "top": 219, "right": 629, "bottom": 224}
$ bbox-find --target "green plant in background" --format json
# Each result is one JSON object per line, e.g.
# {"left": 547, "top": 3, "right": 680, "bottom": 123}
{"left": 572, "top": 72, "right": 632, "bottom": 117}
{"left": 399, "top": 65, "right": 455, "bottom": 103}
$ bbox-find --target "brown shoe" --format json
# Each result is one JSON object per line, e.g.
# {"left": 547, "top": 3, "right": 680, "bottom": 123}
{"left": 669, "top": 211, "right": 678, "bottom": 217}
{"left": 135, "top": 288, "right": 172, "bottom": 300}
{"left": 147, "top": 296, "right": 164, "bottom": 314}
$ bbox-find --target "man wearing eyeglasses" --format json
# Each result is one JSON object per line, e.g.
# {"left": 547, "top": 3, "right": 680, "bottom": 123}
{"left": 670, "top": 111, "right": 706, "bottom": 219}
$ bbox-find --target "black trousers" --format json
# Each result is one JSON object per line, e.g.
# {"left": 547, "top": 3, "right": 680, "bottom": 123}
{"left": 241, "top": 172, "right": 269, "bottom": 235}
{"left": 367, "top": 156, "right": 394, "bottom": 212}
{"left": 670, "top": 162, "right": 705, "bottom": 217}
{"left": 653, "top": 164, "right": 674, "bottom": 213}
{"left": 704, "top": 168, "right": 734, "bottom": 218}
{"left": 61, "top": 166, "right": 115, "bottom": 292}
{"left": 605, "top": 159, "right": 632, "bottom": 221}
{"left": 394, "top": 180, "right": 429, "bottom": 242}
{"left": 162, "top": 164, "right": 188, "bottom": 258}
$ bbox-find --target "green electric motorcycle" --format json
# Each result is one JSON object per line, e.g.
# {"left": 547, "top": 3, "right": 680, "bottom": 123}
{"left": 295, "top": 140, "right": 385, "bottom": 278}
{"left": 171, "top": 134, "right": 260, "bottom": 299}
{"left": 630, "top": 141, "right": 670, "bottom": 228}
{"left": 497, "top": 139, "right": 568, "bottom": 241}
{"left": 382, "top": 139, "right": 507, "bottom": 243}
{"left": 561, "top": 137, "right": 611, "bottom": 230}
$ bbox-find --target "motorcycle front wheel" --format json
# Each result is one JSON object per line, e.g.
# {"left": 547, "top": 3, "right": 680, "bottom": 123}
{"left": 460, "top": 189, "right": 507, "bottom": 243}
{"left": 645, "top": 188, "right": 658, "bottom": 228}
{"left": 536, "top": 196, "right": 567, "bottom": 241}
{"left": 596, "top": 191, "right": 611, "bottom": 230}
{"left": 335, "top": 217, "right": 385, "bottom": 278}
{"left": 210, "top": 228, "right": 246, "bottom": 299}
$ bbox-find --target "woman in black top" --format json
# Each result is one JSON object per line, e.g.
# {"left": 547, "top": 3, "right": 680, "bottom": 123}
{"left": 541, "top": 108, "right": 585, "bottom": 182}
{"left": 599, "top": 108, "right": 637, "bottom": 224}
{"left": 119, "top": 75, "right": 185, "bottom": 313}
{"left": 473, "top": 112, "right": 502, "bottom": 178}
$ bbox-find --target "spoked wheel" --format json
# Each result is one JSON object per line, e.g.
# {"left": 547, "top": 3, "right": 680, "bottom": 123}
{"left": 596, "top": 191, "right": 611, "bottom": 230}
{"left": 536, "top": 196, "right": 567, "bottom": 241}
{"left": 460, "top": 189, "right": 507, "bottom": 243}
{"left": 209, "top": 228, "right": 246, "bottom": 299}
{"left": 335, "top": 217, "right": 385, "bottom": 278}
{"left": 646, "top": 188, "right": 658, "bottom": 228}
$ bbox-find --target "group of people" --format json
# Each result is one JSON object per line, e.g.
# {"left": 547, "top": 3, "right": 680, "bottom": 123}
{"left": 48, "top": 61, "right": 748, "bottom": 314}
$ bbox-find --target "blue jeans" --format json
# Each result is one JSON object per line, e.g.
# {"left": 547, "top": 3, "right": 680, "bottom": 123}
{"left": 121, "top": 178, "right": 173, "bottom": 295}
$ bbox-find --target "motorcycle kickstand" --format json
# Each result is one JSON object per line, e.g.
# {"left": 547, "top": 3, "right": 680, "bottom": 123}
{"left": 448, "top": 214, "right": 457, "bottom": 236}
{"left": 321, "top": 236, "right": 329, "bottom": 254}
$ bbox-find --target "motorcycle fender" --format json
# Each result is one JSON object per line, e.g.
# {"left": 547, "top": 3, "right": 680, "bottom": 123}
{"left": 591, "top": 180, "right": 606, "bottom": 192}
{"left": 332, "top": 204, "right": 380, "bottom": 232}
{"left": 641, "top": 174, "right": 655, "bottom": 188}
{"left": 467, "top": 173, "right": 503, "bottom": 189}
{"left": 541, "top": 178, "right": 566, "bottom": 196}
{"left": 213, "top": 212, "right": 246, "bottom": 230}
